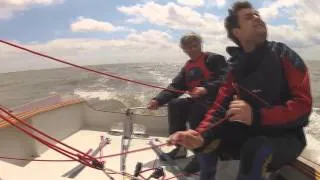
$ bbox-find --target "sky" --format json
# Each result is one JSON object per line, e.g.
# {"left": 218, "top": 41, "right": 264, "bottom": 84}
{"left": 0, "top": 0, "right": 319, "bottom": 73}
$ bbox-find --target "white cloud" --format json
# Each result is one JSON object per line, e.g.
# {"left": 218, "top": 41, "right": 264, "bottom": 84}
{"left": 118, "top": 1, "right": 227, "bottom": 53}
{"left": 126, "top": 17, "right": 145, "bottom": 24}
{"left": 258, "top": 0, "right": 320, "bottom": 50}
{"left": 0, "top": 30, "right": 185, "bottom": 73}
{"left": 215, "top": 0, "right": 226, "bottom": 8}
{"left": 204, "top": 0, "right": 226, "bottom": 8}
{"left": 267, "top": 24, "right": 311, "bottom": 48}
{"left": 127, "top": 30, "right": 172, "bottom": 44}
{"left": 70, "top": 17, "right": 135, "bottom": 33}
{"left": 0, "top": 0, "right": 63, "bottom": 20}
{"left": 259, "top": 0, "right": 298, "bottom": 21}
{"left": 293, "top": 0, "right": 320, "bottom": 35}
{"left": 118, "top": 2, "right": 224, "bottom": 32}
{"left": 258, "top": 0, "right": 320, "bottom": 36}
{"left": 176, "top": 0, "right": 204, "bottom": 7}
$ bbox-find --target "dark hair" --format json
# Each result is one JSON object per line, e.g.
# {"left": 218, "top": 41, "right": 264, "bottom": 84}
{"left": 224, "top": 1, "right": 253, "bottom": 45}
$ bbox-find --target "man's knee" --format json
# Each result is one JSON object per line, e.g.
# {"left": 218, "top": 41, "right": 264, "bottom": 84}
{"left": 238, "top": 136, "right": 273, "bottom": 179}
{"left": 241, "top": 136, "right": 271, "bottom": 156}
{"left": 267, "top": 134, "right": 305, "bottom": 171}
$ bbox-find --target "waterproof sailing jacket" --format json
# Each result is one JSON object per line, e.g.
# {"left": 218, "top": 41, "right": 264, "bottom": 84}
{"left": 195, "top": 41, "right": 312, "bottom": 150}
{"left": 153, "top": 52, "right": 227, "bottom": 105}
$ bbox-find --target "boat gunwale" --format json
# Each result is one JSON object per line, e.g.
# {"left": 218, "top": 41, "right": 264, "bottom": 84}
{"left": 0, "top": 98, "right": 83, "bottom": 128}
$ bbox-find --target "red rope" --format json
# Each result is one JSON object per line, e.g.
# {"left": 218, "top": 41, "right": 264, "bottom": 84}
{"left": 236, "top": 84, "right": 271, "bottom": 107}
{"left": 0, "top": 113, "right": 91, "bottom": 166}
{"left": 0, "top": 108, "right": 99, "bottom": 168}
{"left": 0, "top": 40, "right": 184, "bottom": 94}
{"left": 0, "top": 108, "right": 96, "bottom": 160}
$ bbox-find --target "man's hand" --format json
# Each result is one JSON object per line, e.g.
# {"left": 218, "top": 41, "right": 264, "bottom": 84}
{"left": 226, "top": 95, "right": 253, "bottom": 125}
{"left": 147, "top": 100, "right": 160, "bottom": 110}
{"left": 167, "top": 129, "right": 204, "bottom": 149}
{"left": 187, "top": 87, "right": 207, "bottom": 98}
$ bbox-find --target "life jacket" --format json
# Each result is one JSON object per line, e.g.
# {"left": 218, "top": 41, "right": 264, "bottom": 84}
{"left": 184, "top": 53, "right": 212, "bottom": 90}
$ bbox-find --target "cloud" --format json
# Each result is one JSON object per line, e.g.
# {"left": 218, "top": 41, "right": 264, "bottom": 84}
{"left": 258, "top": 0, "right": 320, "bottom": 35}
{"left": 176, "top": 0, "right": 204, "bottom": 7}
{"left": 293, "top": 0, "right": 320, "bottom": 35}
{"left": 258, "top": 0, "right": 298, "bottom": 21}
{"left": 215, "top": 0, "right": 226, "bottom": 8}
{"left": 118, "top": 2, "right": 224, "bottom": 32}
{"left": 70, "top": 17, "right": 135, "bottom": 33}
{"left": 0, "top": 30, "right": 184, "bottom": 73}
{"left": 118, "top": 1, "right": 227, "bottom": 52}
{"left": 259, "top": 0, "right": 320, "bottom": 49}
{"left": 202, "top": 0, "right": 226, "bottom": 9}
{"left": 127, "top": 30, "right": 172, "bottom": 45}
{"left": 267, "top": 25, "right": 311, "bottom": 48}
{"left": 206, "top": 0, "right": 226, "bottom": 8}
{"left": 0, "top": 0, "right": 63, "bottom": 20}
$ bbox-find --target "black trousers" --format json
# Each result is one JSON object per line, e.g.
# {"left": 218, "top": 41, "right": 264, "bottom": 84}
{"left": 167, "top": 98, "right": 211, "bottom": 135}
{"left": 198, "top": 121, "right": 306, "bottom": 180}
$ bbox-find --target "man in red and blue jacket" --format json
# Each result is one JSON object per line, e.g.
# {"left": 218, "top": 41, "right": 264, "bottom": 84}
{"left": 147, "top": 32, "right": 227, "bottom": 174}
{"left": 167, "top": 1, "right": 312, "bottom": 180}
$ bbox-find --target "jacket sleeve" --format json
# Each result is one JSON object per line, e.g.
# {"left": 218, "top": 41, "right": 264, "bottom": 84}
{"left": 194, "top": 72, "right": 235, "bottom": 151}
{"left": 252, "top": 43, "right": 312, "bottom": 128}
{"left": 201, "top": 54, "right": 228, "bottom": 97}
{"left": 153, "top": 67, "right": 187, "bottom": 106}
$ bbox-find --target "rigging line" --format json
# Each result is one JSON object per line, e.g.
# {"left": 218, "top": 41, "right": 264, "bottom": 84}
{"left": 0, "top": 40, "right": 229, "bottom": 115}
{"left": 0, "top": 113, "right": 93, "bottom": 167}
{"left": 0, "top": 107, "right": 97, "bottom": 161}
{"left": 0, "top": 40, "right": 184, "bottom": 94}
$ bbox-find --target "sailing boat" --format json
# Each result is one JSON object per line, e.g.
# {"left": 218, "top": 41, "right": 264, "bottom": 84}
{"left": 0, "top": 40, "right": 319, "bottom": 180}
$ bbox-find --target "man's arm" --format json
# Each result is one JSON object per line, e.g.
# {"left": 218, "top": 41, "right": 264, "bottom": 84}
{"left": 196, "top": 72, "right": 235, "bottom": 133}
{"left": 193, "top": 72, "right": 235, "bottom": 151}
{"left": 252, "top": 43, "right": 312, "bottom": 128}
{"left": 201, "top": 53, "right": 228, "bottom": 97}
{"left": 153, "top": 67, "right": 187, "bottom": 106}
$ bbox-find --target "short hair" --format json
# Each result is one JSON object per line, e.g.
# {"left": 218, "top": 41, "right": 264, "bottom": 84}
{"left": 179, "top": 32, "right": 202, "bottom": 47}
{"left": 224, "top": 1, "right": 253, "bottom": 45}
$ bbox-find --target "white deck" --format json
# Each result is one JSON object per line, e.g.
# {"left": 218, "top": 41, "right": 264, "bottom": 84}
{"left": 0, "top": 129, "right": 241, "bottom": 180}
{"left": 0, "top": 130, "right": 191, "bottom": 180}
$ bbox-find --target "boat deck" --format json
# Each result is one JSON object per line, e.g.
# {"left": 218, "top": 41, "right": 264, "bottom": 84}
{"left": 0, "top": 130, "right": 203, "bottom": 180}
{"left": 1, "top": 130, "right": 319, "bottom": 180}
